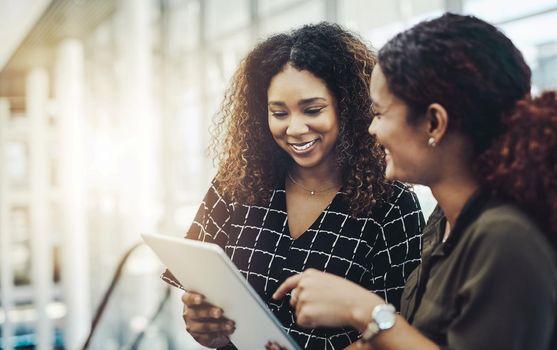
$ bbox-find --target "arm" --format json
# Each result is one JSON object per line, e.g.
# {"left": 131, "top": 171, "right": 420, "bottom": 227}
{"left": 272, "top": 269, "right": 439, "bottom": 350}
{"left": 350, "top": 211, "right": 557, "bottom": 350}
{"left": 343, "top": 316, "right": 439, "bottom": 350}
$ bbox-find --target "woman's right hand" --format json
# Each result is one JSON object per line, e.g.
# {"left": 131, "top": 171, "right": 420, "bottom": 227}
{"left": 182, "top": 291, "right": 236, "bottom": 348}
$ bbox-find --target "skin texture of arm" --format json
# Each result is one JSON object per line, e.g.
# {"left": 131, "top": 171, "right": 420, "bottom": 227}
{"left": 272, "top": 269, "right": 440, "bottom": 350}
{"left": 342, "top": 316, "right": 439, "bottom": 350}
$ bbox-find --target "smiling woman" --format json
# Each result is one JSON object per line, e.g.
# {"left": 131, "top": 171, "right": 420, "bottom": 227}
{"left": 272, "top": 13, "right": 557, "bottom": 350}
{"left": 161, "top": 22, "right": 424, "bottom": 350}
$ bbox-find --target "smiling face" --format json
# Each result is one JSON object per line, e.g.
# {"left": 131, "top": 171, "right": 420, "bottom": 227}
{"left": 267, "top": 65, "right": 340, "bottom": 170}
{"left": 368, "top": 64, "right": 432, "bottom": 184}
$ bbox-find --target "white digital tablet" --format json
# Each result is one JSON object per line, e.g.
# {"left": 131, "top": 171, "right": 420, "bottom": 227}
{"left": 141, "top": 233, "right": 302, "bottom": 350}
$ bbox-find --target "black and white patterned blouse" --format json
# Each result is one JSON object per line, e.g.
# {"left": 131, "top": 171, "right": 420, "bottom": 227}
{"left": 163, "top": 180, "right": 424, "bottom": 349}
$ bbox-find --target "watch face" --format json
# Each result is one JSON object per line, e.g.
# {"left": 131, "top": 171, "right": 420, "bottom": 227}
{"left": 374, "top": 305, "right": 396, "bottom": 329}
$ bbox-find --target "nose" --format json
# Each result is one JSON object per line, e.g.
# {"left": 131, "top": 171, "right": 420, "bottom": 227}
{"left": 368, "top": 116, "right": 377, "bottom": 136}
{"left": 286, "top": 114, "right": 309, "bottom": 136}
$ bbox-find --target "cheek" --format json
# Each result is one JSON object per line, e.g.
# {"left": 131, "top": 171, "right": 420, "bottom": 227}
{"left": 320, "top": 113, "right": 340, "bottom": 137}
{"left": 268, "top": 118, "right": 284, "bottom": 138}
{"left": 371, "top": 121, "right": 390, "bottom": 144}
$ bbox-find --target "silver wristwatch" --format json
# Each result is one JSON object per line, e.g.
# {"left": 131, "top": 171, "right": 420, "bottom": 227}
{"left": 360, "top": 303, "right": 396, "bottom": 343}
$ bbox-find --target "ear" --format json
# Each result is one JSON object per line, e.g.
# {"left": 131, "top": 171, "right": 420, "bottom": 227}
{"left": 425, "top": 103, "right": 449, "bottom": 145}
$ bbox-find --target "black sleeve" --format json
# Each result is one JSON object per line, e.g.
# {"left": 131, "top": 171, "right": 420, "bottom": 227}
{"left": 185, "top": 182, "right": 233, "bottom": 246}
{"left": 371, "top": 182, "right": 425, "bottom": 310}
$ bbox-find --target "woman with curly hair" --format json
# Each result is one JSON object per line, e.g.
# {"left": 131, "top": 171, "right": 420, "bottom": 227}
{"left": 162, "top": 22, "right": 424, "bottom": 349}
{"left": 273, "top": 14, "right": 557, "bottom": 350}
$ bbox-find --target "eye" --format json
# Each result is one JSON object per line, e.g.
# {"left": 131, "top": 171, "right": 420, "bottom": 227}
{"left": 270, "top": 111, "right": 288, "bottom": 118}
{"left": 305, "top": 106, "right": 324, "bottom": 115}
{"left": 370, "top": 106, "right": 381, "bottom": 119}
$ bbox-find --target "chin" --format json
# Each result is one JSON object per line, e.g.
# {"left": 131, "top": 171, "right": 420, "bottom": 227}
{"left": 291, "top": 156, "right": 324, "bottom": 169}
{"left": 384, "top": 168, "right": 399, "bottom": 181}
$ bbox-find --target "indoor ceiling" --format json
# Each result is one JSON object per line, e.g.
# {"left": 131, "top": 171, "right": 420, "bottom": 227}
{"left": 1, "top": 0, "right": 115, "bottom": 73}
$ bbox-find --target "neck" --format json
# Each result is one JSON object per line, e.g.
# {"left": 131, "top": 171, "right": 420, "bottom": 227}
{"left": 428, "top": 137, "right": 480, "bottom": 228}
{"left": 289, "top": 160, "right": 342, "bottom": 190}
{"left": 430, "top": 175, "right": 480, "bottom": 228}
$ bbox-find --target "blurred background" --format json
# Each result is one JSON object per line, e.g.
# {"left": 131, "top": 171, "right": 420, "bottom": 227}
{"left": 0, "top": 0, "right": 556, "bottom": 349}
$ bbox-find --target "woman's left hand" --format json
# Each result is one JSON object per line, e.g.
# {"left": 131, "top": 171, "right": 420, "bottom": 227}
{"left": 272, "top": 268, "right": 385, "bottom": 330}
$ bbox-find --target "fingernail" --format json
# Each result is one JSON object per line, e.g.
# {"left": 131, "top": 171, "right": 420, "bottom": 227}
{"left": 193, "top": 295, "right": 202, "bottom": 304}
{"left": 272, "top": 292, "right": 278, "bottom": 299}
{"left": 211, "top": 308, "right": 222, "bottom": 318}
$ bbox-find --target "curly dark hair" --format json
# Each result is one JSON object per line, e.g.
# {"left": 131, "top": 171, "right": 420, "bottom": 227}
{"left": 211, "top": 22, "right": 390, "bottom": 216}
{"left": 479, "top": 92, "right": 557, "bottom": 247}
{"left": 378, "top": 13, "right": 557, "bottom": 245}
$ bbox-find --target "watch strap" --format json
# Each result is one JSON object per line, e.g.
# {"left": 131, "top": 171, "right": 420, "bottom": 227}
{"left": 360, "top": 319, "right": 380, "bottom": 342}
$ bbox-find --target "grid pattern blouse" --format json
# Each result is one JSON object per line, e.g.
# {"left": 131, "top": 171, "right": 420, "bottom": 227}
{"left": 163, "top": 180, "right": 424, "bottom": 349}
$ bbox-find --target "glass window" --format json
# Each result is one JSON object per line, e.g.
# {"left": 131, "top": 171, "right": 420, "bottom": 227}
{"left": 206, "top": 0, "right": 250, "bottom": 40}
{"left": 464, "top": 0, "right": 557, "bottom": 23}
{"left": 259, "top": 0, "right": 314, "bottom": 16}
{"left": 259, "top": 0, "right": 324, "bottom": 37}
{"left": 464, "top": 0, "right": 557, "bottom": 91}
{"left": 339, "top": 0, "right": 444, "bottom": 47}
{"left": 6, "top": 141, "right": 29, "bottom": 188}
{"left": 165, "top": 0, "right": 200, "bottom": 52}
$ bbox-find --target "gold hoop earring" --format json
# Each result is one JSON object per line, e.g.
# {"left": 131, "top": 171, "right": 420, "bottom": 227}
{"left": 427, "top": 137, "right": 437, "bottom": 147}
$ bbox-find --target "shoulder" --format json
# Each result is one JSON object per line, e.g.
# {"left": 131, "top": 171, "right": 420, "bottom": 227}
{"left": 457, "top": 202, "right": 557, "bottom": 312}
{"left": 385, "top": 181, "right": 422, "bottom": 212}
{"left": 360, "top": 181, "right": 423, "bottom": 227}
{"left": 472, "top": 203, "right": 545, "bottom": 245}
{"left": 465, "top": 202, "right": 556, "bottom": 274}
{"left": 204, "top": 179, "right": 236, "bottom": 210}
{"left": 388, "top": 181, "right": 419, "bottom": 201}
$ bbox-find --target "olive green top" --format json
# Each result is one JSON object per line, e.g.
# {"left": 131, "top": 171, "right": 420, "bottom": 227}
{"left": 401, "top": 190, "right": 557, "bottom": 350}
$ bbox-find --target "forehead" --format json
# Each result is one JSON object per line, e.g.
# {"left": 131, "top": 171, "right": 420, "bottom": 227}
{"left": 268, "top": 65, "right": 331, "bottom": 98}
{"left": 370, "top": 65, "right": 389, "bottom": 102}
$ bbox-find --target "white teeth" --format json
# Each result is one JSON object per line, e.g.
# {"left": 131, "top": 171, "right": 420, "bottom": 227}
{"left": 291, "top": 139, "right": 317, "bottom": 151}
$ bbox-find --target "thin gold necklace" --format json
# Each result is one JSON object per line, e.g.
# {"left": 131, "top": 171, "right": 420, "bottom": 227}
{"left": 287, "top": 172, "right": 340, "bottom": 195}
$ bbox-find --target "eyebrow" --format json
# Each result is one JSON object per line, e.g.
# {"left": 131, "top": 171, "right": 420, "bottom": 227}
{"left": 268, "top": 97, "right": 327, "bottom": 107}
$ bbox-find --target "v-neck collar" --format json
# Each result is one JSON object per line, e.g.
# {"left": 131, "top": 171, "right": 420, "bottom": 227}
{"left": 276, "top": 179, "right": 343, "bottom": 242}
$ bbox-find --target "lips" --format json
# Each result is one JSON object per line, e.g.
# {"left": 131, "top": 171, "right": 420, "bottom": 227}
{"left": 288, "top": 139, "right": 318, "bottom": 154}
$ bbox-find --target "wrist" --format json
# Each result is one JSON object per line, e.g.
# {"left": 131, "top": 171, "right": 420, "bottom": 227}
{"left": 348, "top": 294, "right": 379, "bottom": 332}
{"left": 359, "top": 303, "right": 397, "bottom": 344}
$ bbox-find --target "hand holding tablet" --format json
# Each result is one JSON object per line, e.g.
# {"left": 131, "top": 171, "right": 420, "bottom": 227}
{"left": 181, "top": 290, "right": 235, "bottom": 348}
{"left": 142, "top": 233, "right": 301, "bottom": 350}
